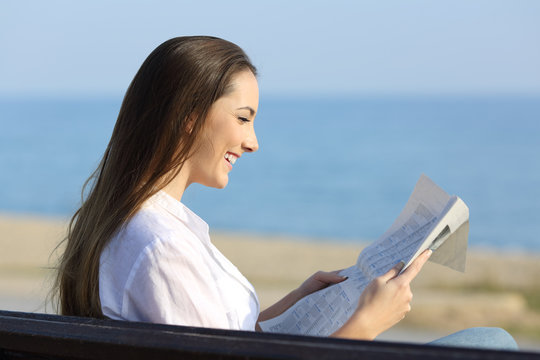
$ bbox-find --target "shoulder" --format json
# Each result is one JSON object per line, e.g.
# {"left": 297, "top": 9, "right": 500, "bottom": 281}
{"left": 103, "top": 203, "right": 205, "bottom": 268}
{"left": 122, "top": 191, "right": 209, "bottom": 248}
{"left": 99, "top": 200, "right": 211, "bottom": 320}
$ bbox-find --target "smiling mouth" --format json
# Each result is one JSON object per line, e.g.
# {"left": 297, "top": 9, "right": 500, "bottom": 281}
{"left": 224, "top": 152, "right": 238, "bottom": 165}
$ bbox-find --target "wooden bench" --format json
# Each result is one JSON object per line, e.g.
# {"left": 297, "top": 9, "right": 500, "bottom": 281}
{"left": 0, "top": 310, "right": 537, "bottom": 359}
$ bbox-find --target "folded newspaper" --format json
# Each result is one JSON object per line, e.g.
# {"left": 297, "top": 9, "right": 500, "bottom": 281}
{"left": 259, "top": 174, "right": 469, "bottom": 336}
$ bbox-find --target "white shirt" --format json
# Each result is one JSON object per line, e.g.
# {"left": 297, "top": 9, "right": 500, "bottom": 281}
{"left": 99, "top": 190, "right": 260, "bottom": 330}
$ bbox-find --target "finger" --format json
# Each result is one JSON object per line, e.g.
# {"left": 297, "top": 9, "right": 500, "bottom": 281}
{"left": 315, "top": 271, "right": 348, "bottom": 284}
{"left": 399, "top": 249, "right": 432, "bottom": 283}
{"left": 332, "top": 269, "right": 350, "bottom": 281}
{"left": 379, "top": 260, "right": 406, "bottom": 282}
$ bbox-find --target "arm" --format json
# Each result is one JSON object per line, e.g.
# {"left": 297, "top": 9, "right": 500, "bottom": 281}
{"left": 257, "top": 249, "right": 431, "bottom": 337}
{"left": 331, "top": 249, "right": 432, "bottom": 340}
{"left": 257, "top": 270, "right": 347, "bottom": 324}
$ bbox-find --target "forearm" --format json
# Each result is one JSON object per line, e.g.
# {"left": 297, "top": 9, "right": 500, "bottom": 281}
{"left": 257, "top": 288, "right": 306, "bottom": 323}
{"left": 256, "top": 270, "right": 348, "bottom": 330}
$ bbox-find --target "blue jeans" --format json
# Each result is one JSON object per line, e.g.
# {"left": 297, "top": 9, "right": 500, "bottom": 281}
{"left": 428, "top": 327, "right": 518, "bottom": 350}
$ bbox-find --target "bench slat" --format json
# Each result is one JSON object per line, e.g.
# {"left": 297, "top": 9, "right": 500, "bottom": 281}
{"left": 0, "top": 311, "right": 536, "bottom": 359}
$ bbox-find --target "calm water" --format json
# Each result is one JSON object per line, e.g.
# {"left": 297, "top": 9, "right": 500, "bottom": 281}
{"left": 1, "top": 96, "right": 539, "bottom": 251}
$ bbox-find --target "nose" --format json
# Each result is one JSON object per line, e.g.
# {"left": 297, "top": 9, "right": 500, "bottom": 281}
{"left": 242, "top": 126, "right": 259, "bottom": 153}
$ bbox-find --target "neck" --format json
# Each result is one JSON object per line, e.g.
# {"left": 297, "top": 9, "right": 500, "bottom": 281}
{"left": 161, "top": 165, "right": 192, "bottom": 202}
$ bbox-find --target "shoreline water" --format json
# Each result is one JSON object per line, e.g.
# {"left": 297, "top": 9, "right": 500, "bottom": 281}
{"left": 1, "top": 213, "right": 539, "bottom": 350}
{"left": 2, "top": 96, "right": 540, "bottom": 251}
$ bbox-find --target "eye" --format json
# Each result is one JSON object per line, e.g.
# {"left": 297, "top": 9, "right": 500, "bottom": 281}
{"left": 237, "top": 116, "right": 250, "bottom": 123}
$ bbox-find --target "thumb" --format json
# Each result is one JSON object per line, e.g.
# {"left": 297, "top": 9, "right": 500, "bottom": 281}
{"left": 379, "top": 260, "right": 405, "bottom": 282}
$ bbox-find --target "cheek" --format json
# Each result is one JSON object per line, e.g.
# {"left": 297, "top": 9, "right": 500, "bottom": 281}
{"left": 206, "top": 118, "right": 245, "bottom": 150}
{"left": 219, "top": 125, "right": 244, "bottom": 146}
{"left": 233, "top": 130, "right": 245, "bottom": 145}
{"left": 234, "top": 125, "right": 250, "bottom": 143}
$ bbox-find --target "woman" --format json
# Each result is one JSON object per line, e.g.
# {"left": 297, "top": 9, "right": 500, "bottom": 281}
{"left": 54, "top": 36, "right": 517, "bottom": 347}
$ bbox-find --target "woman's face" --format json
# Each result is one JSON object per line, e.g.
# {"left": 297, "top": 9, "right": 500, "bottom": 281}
{"left": 187, "top": 70, "right": 259, "bottom": 189}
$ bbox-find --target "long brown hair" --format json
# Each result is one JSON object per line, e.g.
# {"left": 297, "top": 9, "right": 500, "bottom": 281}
{"left": 54, "top": 36, "right": 257, "bottom": 317}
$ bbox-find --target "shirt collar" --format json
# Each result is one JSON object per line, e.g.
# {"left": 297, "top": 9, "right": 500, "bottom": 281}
{"left": 147, "top": 190, "right": 210, "bottom": 242}
{"left": 146, "top": 190, "right": 259, "bottom": 315}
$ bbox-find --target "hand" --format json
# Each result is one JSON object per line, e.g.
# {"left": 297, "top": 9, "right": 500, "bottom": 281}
{"left": 332, "top": 249, "right": 432, "bottom": 340}
{"left": 257, "top": 269, "right": 347, "bottom": 323}
{"left": 297, "top": 270, "right": 347, "bottom": 298}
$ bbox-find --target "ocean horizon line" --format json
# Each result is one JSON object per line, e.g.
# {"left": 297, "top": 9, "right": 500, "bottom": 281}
{"left": 1, "top": 92, "right": 540, "bottom": 102}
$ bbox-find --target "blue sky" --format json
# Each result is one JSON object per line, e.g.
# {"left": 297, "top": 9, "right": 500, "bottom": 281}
{"left": 1, "top": 0, "right": 539, "bottom": 97}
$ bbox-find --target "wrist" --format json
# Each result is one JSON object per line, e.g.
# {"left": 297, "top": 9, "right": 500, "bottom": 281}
{"left": 331, "top": 311, "right": 377, "bottom": 341}
{"left": 291, "top": 287, "right": 308, "bottom": 302}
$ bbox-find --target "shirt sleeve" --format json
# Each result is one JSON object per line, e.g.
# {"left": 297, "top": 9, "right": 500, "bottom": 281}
{"left": 120, "top": 235, "right": 231, "bottom": 328}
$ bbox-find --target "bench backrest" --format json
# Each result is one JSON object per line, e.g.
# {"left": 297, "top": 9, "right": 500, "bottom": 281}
{"left": 0, "top": 310, "right": 536, "bottom": 359}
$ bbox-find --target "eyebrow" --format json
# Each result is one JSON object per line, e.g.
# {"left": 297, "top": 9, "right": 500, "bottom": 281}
{"left": 236, "top": 106, "right": 256, "bottom": 116}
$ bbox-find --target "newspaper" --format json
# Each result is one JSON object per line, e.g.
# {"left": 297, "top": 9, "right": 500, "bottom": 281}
{"left": 259, "top": 174, "right": 469, "bottom": 336}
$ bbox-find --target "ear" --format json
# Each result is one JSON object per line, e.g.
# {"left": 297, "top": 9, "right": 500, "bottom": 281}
{"left": 185, "top": 115, "right": 196, "bottom": 135}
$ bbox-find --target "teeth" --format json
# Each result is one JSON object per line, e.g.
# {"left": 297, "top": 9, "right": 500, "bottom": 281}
{"left": 225, "top": 153, "right": 237, "bottom": 165}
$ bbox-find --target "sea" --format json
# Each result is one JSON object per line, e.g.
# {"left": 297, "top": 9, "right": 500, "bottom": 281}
{"left": 1, "top": 95, "right": 539, "bottom": 252}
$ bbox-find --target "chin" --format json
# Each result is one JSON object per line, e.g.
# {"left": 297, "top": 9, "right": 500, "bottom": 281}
{"left": 209, "top": 177, "right": 229, "bottom": 189}
{"left": 199, "top": 173, "right": 229, "bottom": 189}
